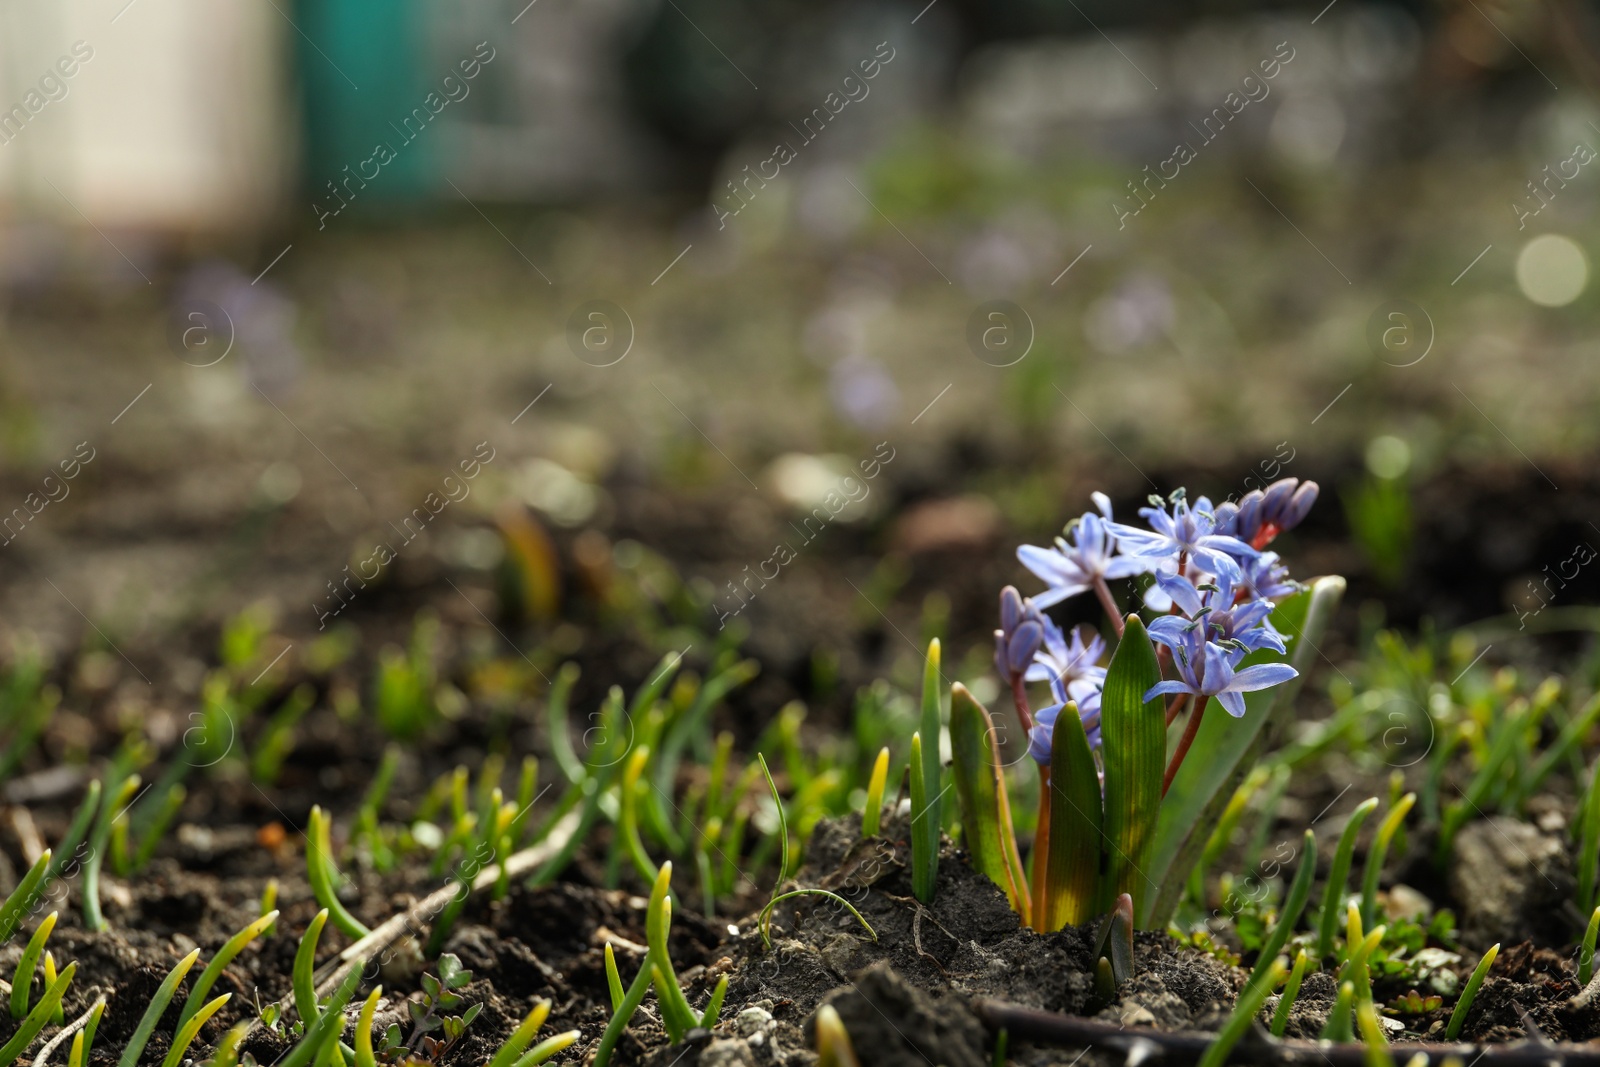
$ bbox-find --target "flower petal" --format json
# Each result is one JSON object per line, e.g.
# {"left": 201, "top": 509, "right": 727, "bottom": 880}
{"left": 1224, "top": 662, "right": 1300, "bottom": 693}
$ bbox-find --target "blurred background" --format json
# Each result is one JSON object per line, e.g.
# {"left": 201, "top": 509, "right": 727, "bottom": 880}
{"left": 2, "top": 0, "right": 1600, "bottom": 711}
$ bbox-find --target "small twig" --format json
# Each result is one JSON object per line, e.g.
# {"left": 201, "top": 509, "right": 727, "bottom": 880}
{"left": 32, "top": 996, "right": 105, "bottom": 1067}
{"left": 243, "top": 809, "right": 581, "bottom": 1043}
{"left": 971, "top": 1000, "right": 1600, "bottom": 1066}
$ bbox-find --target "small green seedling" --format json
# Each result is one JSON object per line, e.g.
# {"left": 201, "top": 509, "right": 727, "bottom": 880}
{"left": 756, "top": 756, "right": 876, "bottom": 950}
{"left": 1246, "top": 830, "right": 1316, "bottom": 994}
{"left": 0, "top": 850, "right": 50, "bottom": 944}
{"left": 1196, "top": 956, "right": 1286, "bottom": 1067}
{"left": 1580, "top": 905, "right": 1600, "bottom": 986}
{"left": 862, "top": 746, "right": 890, "bottom": 838}
{"left": 1322, "top": 980, "right": 1356, "bottom": 1042}
{"left": 307, "top": 806, "right": 371, "bottom": 938}
{"left": 1445, "top": 943, "right": 1498, "bottom": 1040}
{"left": 10, "top": 910, "right": 56, "bottom": 1019}
{"left": 179, "top": 910, "right": 278, "bottom": 1028}
{"left": 118, "top": 949, "right": 200, "bottom": 1067}
{"left": 162, "top": 993, "right": 230, "bottom": 1067}
{"left": 1360, "top": 793, "right": 1415, "bottom": 930}
{"left": 815, "top": 1003, "right": 862, "bottom": 1067}
{"left": 1271, "top": 948, "right": 1309, "bottom": 1037}
{"left": 1318, "top": 798, "right": 1379, "bottom": 958}
{"left": 0, "top": 960, "right": 74, "bottom": 1067}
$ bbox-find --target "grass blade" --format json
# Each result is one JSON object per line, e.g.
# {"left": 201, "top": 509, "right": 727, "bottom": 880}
{"left": 0, "top": 960, "right": 74, "bottom": 1067}
{"left": 117, "top": 949, "right": 200, "bottom": 1067}
{"left": 179, "top": 910, "right": 277, "bottom": 1028}
{"left": 9, "top": 910, "right": 56, "bottom": 1019}
{"left": 1360, "top": 793, "right": 1415, "bottom": 930}
{"left": 1317, "top": 797, "right": 1379, "bottom": 959}
{"left": 1246, "top": 830, "right": 1316, "bottom": 993}
{"left": 908, "top": 733, "right": 937, "bottom": 904}
{"left": 1099, "top": 615, "right": 1163, "bottom": 913}
{"left": 1579, "top": 757, "right": 1600, "bottom": 915}
{"left": 1196, "top": 956, "right": 1286, "bottom": 1067}
{"left": 162, "top": 993, "right": 230, "bottom": 1067}
{"left": 1581, "top": 905, "right": 1600, "bottom": 986}
{"left": 1271, "top": 948, "right": 1309, "bottom": 1037}
{"left": 0, "top": 850, "right": 50, "bottom": 945}
{"left": 307, "top": 807, "right": 370, "bottom": 939}
{"left": 1445, "top": 942, "right": 1498, "bottom": 1040}
{"left": 861, "top": 747, "right": 890, "bottom": 838}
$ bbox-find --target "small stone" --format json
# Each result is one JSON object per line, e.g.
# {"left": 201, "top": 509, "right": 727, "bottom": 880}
{"left": 734, "top": 1005, "right": 773, "bottom": 1037}
{"left": 1385, "top": 884, "right": 1432, "bottom": 921}
{"left": 1447, "top": 816, "right": 1571, "bottom": 948}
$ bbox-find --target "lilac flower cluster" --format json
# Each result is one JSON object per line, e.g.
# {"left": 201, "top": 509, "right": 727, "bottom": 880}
{"left": 995, "top": 479, "right": 1318, "bottom": 765}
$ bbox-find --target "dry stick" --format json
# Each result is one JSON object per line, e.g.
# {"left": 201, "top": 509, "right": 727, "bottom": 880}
{"left": 971, "top": 1000, "right": 1600, "bottom": 1067}
{"left": 30, "top": 997, "right": 104, "bottom": 1067}
{"left": 1163, "top": 695, "right": 1209, "bottom": 795}
{"left": 242, "top": 810, "right": 581, "bottom": 1045}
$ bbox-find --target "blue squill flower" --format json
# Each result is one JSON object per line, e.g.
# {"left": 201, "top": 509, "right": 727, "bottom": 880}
{"left": 1146, "top": 572, "right": 1286, "bottom": 658}
{"left": 1026, "top": 618, "right": 1107, "bottom": 702}
{"left": 1219, "top": 479, "right": 1319, "bottom": 549}
{"left": 1239, "top": 551, "right": 1298, "bottom": 602}
{"left": 994, "top": 586, "right": 1045, "bottom": 687}
{"left": 1142, "top": 627, "right": 1299, "bottom": 718}
{"left": 1027, "top": 691, "right": 1103, "bottom": 763}
{"left": 1018, "top": 495, "right": 1152, "bottom": 608}
{"left": 1108, "top": 490, "right": 1254, "bottom": 581}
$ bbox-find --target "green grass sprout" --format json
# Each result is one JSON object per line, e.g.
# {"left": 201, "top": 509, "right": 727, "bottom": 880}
{"left": 862, "top": 746, "right": 890, "bottom": 837}
{"left": 209, "top": 1022, "right": 249, "bottom": 1067}
{"left": 1356, "top": 1000, "right": 1395, "bottom": 1067}
{"left": 815, "top": 1003, "right": 862, "bottom": 1067}
{"left": 295, "top": 909, "right": 331, "bottom": 1025}
{"left": 1322, "top": 980, "right": 1356, "bottom": 1041}
{"left": 1196, "top": 956, "right": 1286, "bottom": 1067}
{"left": 277, "top": 956, "right": 366, "bottom": 1067}
{"left": 1246, "top": 830, "right": 1316, "bottom": 993}
{"left": 604, "top": 944, "right": 625, "bottom": 1011}
{"left": 1579, "top": 757, "right": 1600, "bottom": 915}
{"left": 1271, "top": 948, "right": 1310, "bottom": 1037}
{"left": 0, "top": 849, "right": 49, "bottom": 944}
{"left": 40, "top": 953, "right": 63, "bottom": 1025}
{"left": 592, "top": 944, "right": 655, "bottom": 1067}
{"left": 117, "top": 948, "right": 200, "bottom": 1067}
{"left": 307, "top": 806, "right": 371, "bottom": 938}
{"left": 0, "top": 959, "right": 74, "bottom": 1067}
{"left": 489, "top": 999, "right": 553, "bottom": 1067}
{"left": 10, "top": 910, "right": 56, "bottom": 1018}
{"left": 353, "top": 986, "right": 383, "bottom": 1067}
{"left": 1360, "top": 792, "right": 1415, "bottom": 930}
{"left": 1445, "top": 942, "right": 1498, "bottom": 1040}
{"left": 756, "top": 754, "right": 876, "bottom": 948}
{"left": 179, "top": 910, "right": 278, "bottom": 1028}
{"left": 260, "top": 878, "right": 279, "bottom": 935}
{"left": 162, "top": 994, "right": 230, "bottom": 1067}
{"left": 47, "top": 780, "right": 101, "bottom": 886}
{"left": 111, "top": 782, "right": 186, "bottom": 875}
{"left": 84, "top": 774, "right": 141, "bottom": 931}
{"left": 1580, "top": 905, "right": 1600, "bottom": 986}
{"left": 1318, "top": 797, "right": 1379, "bottom": 958}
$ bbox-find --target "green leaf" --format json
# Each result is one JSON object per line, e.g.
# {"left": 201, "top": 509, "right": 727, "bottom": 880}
{"left": 1041, "top": 702, "right": 1102, "bottom": 931}
{"left": 948, "top": 684, "right": 1029, "bottom": 917}
{"left": 1098, "top": 614, "right": 1163, "bottom": 914}
{"left": 1140, "top": 576, "right": 1344, "bottom": 929}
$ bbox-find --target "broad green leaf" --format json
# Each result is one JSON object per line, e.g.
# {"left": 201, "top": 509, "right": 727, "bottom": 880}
{"left": 949, "top": 684, "right": 1029, "bottom": 917}
{"left": 1041, "top": 703, "right": 1102, "bottom": 931}
{"left": 1098, "top": 614, "right": 1164, "bottom": 914}
{"left": 1139, "top": 576, "right": 1345, "bottom": 928}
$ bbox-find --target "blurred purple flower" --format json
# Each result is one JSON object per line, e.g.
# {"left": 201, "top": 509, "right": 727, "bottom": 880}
{"left": 1018, "top": 494, "right": 1151, "bottom": 608}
